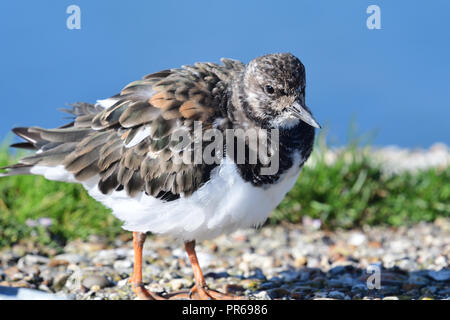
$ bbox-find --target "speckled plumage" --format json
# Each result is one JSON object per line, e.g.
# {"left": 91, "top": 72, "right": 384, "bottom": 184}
{"left": 2, "top": 53, "right": 320, "bottom": 241}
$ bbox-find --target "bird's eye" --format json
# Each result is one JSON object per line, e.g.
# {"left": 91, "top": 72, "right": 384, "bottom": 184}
{"left": 265, "top": 85, "right": 274, "bottom": 94}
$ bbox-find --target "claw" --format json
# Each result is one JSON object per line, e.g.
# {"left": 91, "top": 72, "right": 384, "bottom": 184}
{"left": 167, "top": 284, "right": 243, "bottom": 300}
{"left": 131, "top": 282, "right": 166, "bottom": 300}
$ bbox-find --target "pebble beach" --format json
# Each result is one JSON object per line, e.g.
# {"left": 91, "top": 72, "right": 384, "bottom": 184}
{"left": 0, "top": 144, "right": 449, "bottom": 300}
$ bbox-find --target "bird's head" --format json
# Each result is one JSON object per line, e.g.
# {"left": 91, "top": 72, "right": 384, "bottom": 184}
{"left": 236, "top": 53, "right": 320, "bottom": 130}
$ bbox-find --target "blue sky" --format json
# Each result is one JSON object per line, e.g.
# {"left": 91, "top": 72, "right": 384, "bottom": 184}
{"left": 0, "top": 1, "right": 449, "bottom": 148}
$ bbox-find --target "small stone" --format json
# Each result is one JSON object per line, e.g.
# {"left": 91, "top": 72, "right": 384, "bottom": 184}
{"left": 396, "top": 259, "right": 417, "bottom": 271}
{"left": 291, "top": 286, "right": 313, "bottom": 294}
{"left": 113, "top": 260, "right": 133, "bottom": 270}
{"left": 245, "top": 280, "right": 263, "bottom": 290}
{"left": 329, "top": 265, "right": 351, "bottom": 276}
{"left": 278, "top": 270, "right": 299, "bottom": 282}
{"left": 53, "top": 273, "right": 71, "bottom": 291}
{"left": 3, "top": 266, "right": 18, "bottom": 276}
{"left": 147, "top": 282, "right": 165, "bottom": 293}
{"left": 253, "top": 290, "right": 271, "bottom": 300}
{"left": 90, "top": 285, "right": 101, "bottom": 292}
{"left": 17, "top": 254, "right": 50, "bottom": 269}
{"left": 4, "top": 280, "right": 31, "bottom": 288}
{"left": 38, "top": 284, "right": 53, "bottom": 293}
{"left": 351, "top": 283, "right": 368, "bottom": 292}
{"left": 241, "top": 253, "right": 274, "bottom": 270}
{"left": 326, "top": 278, "right": 343, "bottom": 288}
{"left": 402, "top": 274, "right": 428, "bottom": 291}
{"left": 383, "top": 296, "right": 399, "bottom": 300}
{"left": 437, "top": 287, "right": 450, "bottom": 296}
{"left": 259, "top": 281, "right": 278, "bottom": 290}
{"left": 306, "top": 257, "right": 320, "bottom": 268}
{"left": 294, "top": 256, "right": 307, "bottom": 267}
{"left": 48, "top": 259, "right": 70, "bottom": 268}
{"left": 92, "top": 250, "right": 120, "bottom": 264}
{"left": 169, "top": 278, "right": 191, "bottom": 291}
{"left": 308, "top": 276, "right": 325, "bottom": 288}
{"left": 381, "top": 286, "right": 401, "bottom": 296}
{"left": 348, "top": 232, "right": 366, "bottom": 246}
{"left": 225, "top": 284, "right": 245, "bottom": 294}
{"left": 428, "top": 270, "right": 450, "bottom": 281}
{"left": 328, "top": 290, "right": 346, "bottom": 299}
{"left": 402, "top": 282, "right": 422, "bottom": 291}
{"left": 267, "top": 287, "right": 290, "bottom": 299}
{"left": 204, "top": 271, "right": 230, "bottom": 279}
{"left": 405, "top": 289, "right": 420, "bottom": 297}
{"left": 247, "top": 268, "right": 266, "bottom": 280}
{"left": 313, "top": 291, "right": 329, "bottom": 299}
{"left": 380, "top": 274, "right": 405, "bottom": 287}
{"left": 117, "top": 278, "right": 129, "bottom": 287}
{"left": 82, "top": 275, "right": 109, "bottom": 289}
{"left": 297, "top": 271, "right": 312, "bottom": 282}
{"left": 435, "top": 255, "right": 446, "bottom": 266}
{"left": 195, "top": 252, "right": 216, "bottom": 269}
{"left": 13, "top": 272, "right": 26, "bottom": 281}
{"left": 231, "top": 231, "right": 248, "bottom": 242}
{"left": 420, "top": 286, "right": 438, "bottom": 295}
{"left": 53, "top": 254, "right": 87, "bottom": 265}
{"left": 108, "top": 293, "right": 121, "bottom": 300}
{"left": 368, "top": 241, "right": 382, "bottom": 248}
{"left": 290, "top": 292, "right": 304, "bottom": 299}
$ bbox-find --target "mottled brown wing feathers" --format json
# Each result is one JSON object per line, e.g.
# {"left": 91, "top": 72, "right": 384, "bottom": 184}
{"left": 4, "top": 61, "right": 242, "bottom": 199}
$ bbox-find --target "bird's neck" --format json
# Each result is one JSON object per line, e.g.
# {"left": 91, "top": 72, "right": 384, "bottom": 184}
{"left": 227, "top": 78, "right": 269, "bottom": 130}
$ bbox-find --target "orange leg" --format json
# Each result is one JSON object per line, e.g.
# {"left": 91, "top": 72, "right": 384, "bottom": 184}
{"left": 129, "top": 234, "right": 243, "bottom": 300}
{"left": 168, "top": 241, "right": 243, "bottom": 300}
{"left": 130, "top": 232, "right": 165, "bottom": 300}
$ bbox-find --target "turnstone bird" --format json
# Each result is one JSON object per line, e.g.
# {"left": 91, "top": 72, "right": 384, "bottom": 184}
{"left": 1, "top": 53, "right": 320, "bottom": 300}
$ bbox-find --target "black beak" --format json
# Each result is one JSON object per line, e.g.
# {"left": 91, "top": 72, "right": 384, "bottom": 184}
{"left": 288, "top": 101, "right": 321, "bottom": 129}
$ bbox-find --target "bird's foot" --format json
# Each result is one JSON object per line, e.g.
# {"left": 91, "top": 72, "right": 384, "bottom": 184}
{"left": 131, "top": 282, "right": 166, "bottom": 300}
{"left": 167, "top": 284, "right": 245, "bottom": 300}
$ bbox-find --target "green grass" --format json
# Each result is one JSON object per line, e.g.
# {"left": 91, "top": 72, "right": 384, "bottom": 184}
{"left": 272, "top": 143, "right": 450, "bottom": 229}
{"left": 0, "top": 136, "right": 449, "bottom": 248}
{"left": 0, "top": 147, "right": 122, "bottom": 248}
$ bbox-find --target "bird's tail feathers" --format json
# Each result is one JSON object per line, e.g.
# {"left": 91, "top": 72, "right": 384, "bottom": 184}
{"left": 1, "top": 102, "right": 100, "bottom": 178}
